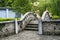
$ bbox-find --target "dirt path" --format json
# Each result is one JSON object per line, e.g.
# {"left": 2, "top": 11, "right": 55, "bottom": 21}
{"left": 0, "top": 31, "right": 60, "bottom": 40}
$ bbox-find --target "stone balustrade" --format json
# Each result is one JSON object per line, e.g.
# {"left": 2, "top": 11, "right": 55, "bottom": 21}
{"left": 0, "top": 12, "right": 39, "bottom": 36}
{"left": 0, "top": 20, "right": 22, "bottom": 36}
{"left": 38, "top": 20, "right": 60, "bottom": 35}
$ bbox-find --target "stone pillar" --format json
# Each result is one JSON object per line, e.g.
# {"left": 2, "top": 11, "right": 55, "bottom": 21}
{"left": 15, "top": 19, "right": 18, "bottom": 34}
{"left": 38, "top": 19, "right": 42, "bottom": 34}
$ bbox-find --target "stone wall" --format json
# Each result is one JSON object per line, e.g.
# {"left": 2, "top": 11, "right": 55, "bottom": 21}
{"left": 0, "top": 23, "right": 15, "bottom": 36}
{"left": 0, "top": 21, "right": 22, "bottom": 36}
{"left": 42, "top": 20, "right": 60, "bottom": 35}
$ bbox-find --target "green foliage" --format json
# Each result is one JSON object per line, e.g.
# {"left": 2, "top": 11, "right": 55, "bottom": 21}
{"left": 0, "top": 0, "right": 60, "bottom": 19}
{"left": 33, "top": 0, "right": 51, "bottom": 16}
{"left": 37, "top": 0, "right": 60, "bottom": 17}
{"left": 50, "top": 0, "right": 60, "bottom": 16}
{"left": 12, "top": 0, "right": 33, "bottom": 14}
{"left": 4, "top": 0, "right": 14, "bottom": 7}
{"left": 52, "top": 15, "right": 60, "bottom": 19}
{"left": 0, "top": 0, "right": 14, "bottom": 7}
{"left": 0, "top": 18, "right": 14, "bottom": 21}
{"left": 0, "top": 18, "right": 21, "bottom": 21}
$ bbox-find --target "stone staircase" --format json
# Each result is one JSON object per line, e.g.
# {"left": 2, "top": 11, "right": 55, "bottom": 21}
{"left": 24, "top": 20, "right": 38, "bottom": 31}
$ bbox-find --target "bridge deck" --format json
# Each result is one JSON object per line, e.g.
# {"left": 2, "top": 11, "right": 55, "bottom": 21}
{"left": 0, "top": 31, "right": 60, "bottom": 40}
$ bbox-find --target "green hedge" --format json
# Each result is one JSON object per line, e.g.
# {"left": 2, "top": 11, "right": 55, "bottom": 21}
{"left": 0, "top": 18, "right": 21, "bottom": 22}
{"left": 52, "top": 15, "right": 60, "bottom": 19}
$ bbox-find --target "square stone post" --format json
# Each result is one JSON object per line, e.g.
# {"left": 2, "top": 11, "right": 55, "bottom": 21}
{"left": 15, "top": 19, "right": 19, "bottom": 34}
{"left": 38, "top": 19, "right": 42, "bottom": 34}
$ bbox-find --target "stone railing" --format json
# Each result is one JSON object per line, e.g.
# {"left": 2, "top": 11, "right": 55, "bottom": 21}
{"left": 0, "top": 20, "right": 22, "bottom": 36}
{"left": 38, "top": 11, "right": 60, "bottom": 35}
{"left": 38, "top": 20, "right": 60, "bottom": 35}
{"left": 21, "top": 12, "right": 38, "bottom": 30}
{"left": 0, "top": 12, "right": 39, "bottom": 36}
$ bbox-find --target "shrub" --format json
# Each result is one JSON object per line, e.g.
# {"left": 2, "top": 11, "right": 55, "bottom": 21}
{"left": 52, "top": 15, "right": 60, "bottom": 19}
{"left": 0, "top": 18, "right": 21, "bottom": 22}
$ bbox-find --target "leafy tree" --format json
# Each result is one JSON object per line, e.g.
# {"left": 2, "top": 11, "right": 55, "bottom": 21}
{"left": 49, "top": 0, "right": 60, "bottom": 16}
{"left": 12, "top": 0, "right": 33, "bottom": 14}
{"left": 4, "top": 0, "right": 14, "bottom": 7}
{"left": 37, "top": 0, "right": 60, "bottom": 17}
{"left": 0, "top": 0, "right": 60, "bottom": 18}
{"left": 0, "top": 0, "right": 14, "bottom": 7}
{"left": 0, "top": 0, "right": 5, "bottom": 7}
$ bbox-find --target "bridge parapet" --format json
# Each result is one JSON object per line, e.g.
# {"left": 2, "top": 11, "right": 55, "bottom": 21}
{"left": 38, "top": 20, "right": 60, "bottom": 35}
{"left": 0, "top": 12, "right": 39, "bottom": 36}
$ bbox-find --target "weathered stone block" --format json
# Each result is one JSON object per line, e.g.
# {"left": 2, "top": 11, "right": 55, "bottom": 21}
{"left": 42, "top": 21, "right": 60, "bottom": 34}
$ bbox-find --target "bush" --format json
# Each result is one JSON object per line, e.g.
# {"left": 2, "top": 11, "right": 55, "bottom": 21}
{"left": 0, "top": 18, "right": 21, "bottom": 22}
{"left": 52, "top": 15, "right": 60, "bottom": 19}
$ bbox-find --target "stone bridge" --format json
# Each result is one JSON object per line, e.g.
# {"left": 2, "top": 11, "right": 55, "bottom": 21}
{"left": 0, "top": 12, "right": 39, "bottom": 36}
{"left": 0, "top": 11, "right": 60, "bottom": 36}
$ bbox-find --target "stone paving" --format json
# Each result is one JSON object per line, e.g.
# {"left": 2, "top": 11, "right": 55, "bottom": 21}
{"left": 0, "top": 30, "right": 60, "bottom": 40}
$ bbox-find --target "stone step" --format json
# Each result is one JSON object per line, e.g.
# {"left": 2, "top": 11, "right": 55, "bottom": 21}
{"left": 27, "top": 23, "right": 38, "bottom": 25}
{"left": 26, "top": 24, "right": 38, "bottom": 28}
{"left": 26, "top": 26, "right": 38, "bottom": 28}
{"left": 25, "top": 24, "right": 38, "bottom": 31}
{"left": 24, "top": 28, "right": 38, "bottom": 31}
